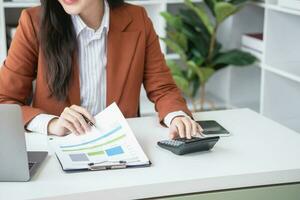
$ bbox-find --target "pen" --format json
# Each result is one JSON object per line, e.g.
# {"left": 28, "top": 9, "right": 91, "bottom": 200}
{"left": 81, "top": 114, "right": 97, "bottom": 129}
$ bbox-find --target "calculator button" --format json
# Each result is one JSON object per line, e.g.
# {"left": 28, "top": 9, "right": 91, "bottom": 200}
{"left": 172, "top": 141, "right": 184, "bottom": 146}
{"left": 160, "top": 140, "right": 184, "bottom": 146}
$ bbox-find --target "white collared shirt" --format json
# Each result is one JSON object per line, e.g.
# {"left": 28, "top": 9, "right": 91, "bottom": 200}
{"left": 26, "top": 1, "right": 187, "bottom": 134}
{"left": 72, "top": 0, "right": 110, "bottom": 116}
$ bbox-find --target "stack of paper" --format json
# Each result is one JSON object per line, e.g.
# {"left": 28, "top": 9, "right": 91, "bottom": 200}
{"left": 51, "top": 103, "right": 150, "bottom": 171}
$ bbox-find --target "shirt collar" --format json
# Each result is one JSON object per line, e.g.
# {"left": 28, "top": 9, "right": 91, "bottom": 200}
{"left": 71, "top": 0, "right": 110, "bottom": 37}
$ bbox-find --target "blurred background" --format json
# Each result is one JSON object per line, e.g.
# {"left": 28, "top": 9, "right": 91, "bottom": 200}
{"left": 0, "top": 0, "right": 299, "bottom": 133}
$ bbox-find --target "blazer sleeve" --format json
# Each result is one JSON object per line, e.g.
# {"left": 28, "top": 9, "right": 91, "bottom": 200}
{"left": 0, "top": 9, "right": 44, "bottom": 125}
{"left": 141, "top": 8, "right": 192, "bottom": 124}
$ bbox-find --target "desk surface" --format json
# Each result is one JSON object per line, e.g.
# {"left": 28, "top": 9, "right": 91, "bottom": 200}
{"left": 1, "top": 109, "right": 300, "bottom": 200}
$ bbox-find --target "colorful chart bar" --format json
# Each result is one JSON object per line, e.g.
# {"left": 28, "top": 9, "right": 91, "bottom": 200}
{"left": 87, "top": 151, "right": 105, "bottom": 156}
{"left": 60, "top": 125, "right": 122, "bottom": 149}
{"left": 62, "top": 134, "right": 126, "bottom": 152}
{"left": 105, "top": 146, "right": 124, "bottom": 156}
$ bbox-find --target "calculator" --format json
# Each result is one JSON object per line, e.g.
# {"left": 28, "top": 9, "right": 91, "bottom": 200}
{"left": 157, "top": 136, "right": 220, "bottom": 155}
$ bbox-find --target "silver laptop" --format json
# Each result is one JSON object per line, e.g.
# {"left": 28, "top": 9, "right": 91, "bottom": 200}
{"left": 0, "top": 104, "right": 48, "bottom": 182}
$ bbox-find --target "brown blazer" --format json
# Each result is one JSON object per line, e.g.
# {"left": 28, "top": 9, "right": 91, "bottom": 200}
{"left": 0, "top": 3, "right": 191, "bottom": 126}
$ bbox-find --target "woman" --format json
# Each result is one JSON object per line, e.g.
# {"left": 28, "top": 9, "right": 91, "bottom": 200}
{"left": 0, "top": 0, "right": 203, "bottom": 139}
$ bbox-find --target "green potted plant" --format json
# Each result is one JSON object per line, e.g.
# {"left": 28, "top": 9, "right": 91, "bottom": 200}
{"left": 161, "top": 0, "right": 257, "bottom": 112}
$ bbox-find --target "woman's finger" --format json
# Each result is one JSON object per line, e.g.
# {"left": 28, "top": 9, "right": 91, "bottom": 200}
{"left": 191, "top": 120, "right": 198, "bottom": 137}
{"left": 61, "top": 110, "right": 85, "bottom": 134}
{"left": 68, "top": 107, "right": 90, "bottom": 132}
{"left": 169, "top": 125, "right": 178, "bottom": 139}
{"left": 60, "top": 118, "right": 78, "bottom": 135}
{"left": 70, "top": 105, "right": 95, "bottom": 123}
{"left": 196, "top": 124, "right": 206, "bottom": 137}
{"left": 175, "top": 121, "right": 185, "bottom": 138}
{"left": 181, "top": 117, "right": 192, "bottom": 139}
{"left": 198, "top": 123, "right": 204, "bottom": 132}
{"left": 197, "top": 123, "right": 204, "bottom": 133}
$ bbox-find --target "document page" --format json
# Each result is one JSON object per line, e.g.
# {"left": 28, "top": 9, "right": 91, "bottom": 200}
{"left": 51, "top": 103, "right": 150, "bottom": 170}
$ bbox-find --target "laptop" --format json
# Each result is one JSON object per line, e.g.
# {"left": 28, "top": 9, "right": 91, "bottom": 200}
{"left": 0, "top": 104, "right": 48, "bottom": 182}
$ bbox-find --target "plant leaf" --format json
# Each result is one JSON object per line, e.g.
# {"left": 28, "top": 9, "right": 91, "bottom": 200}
{"left": 168, "top": 31, "right": 188, "bottom": 51}
{"left": 187, "top": 67, "right": 197, "bottom": 80}
{"left": 191, "top": 78, "right": 200, "bottom": 97}
{"left": 180, "top": 9, "right": 211, "bottom": 43}
{"left": 200, "top": 67, "right": 215, "bottom": 83}
{"left": 213, "top": 49, "right": 257, "bottom": 66}
{"left": 181, "top": 23, "right": 210, "bottom": 58}
{"left": 166, "top": 60, "right": 184, "bottom": 77}
{"left": 160, "top": 12, "right": 182, "bottom": 30}
{"left": 184, "top": 0, "right": 214, "bottom": 34}
{"left": 191, "top": 49, "right": 205, "bottom": 66}
{"left": 229, "top": 0, "right": 249, "bottom": 5}
{"left": 161, "top": 38, "right": 187, "bottom": 61}
{"left": 204, "top": 0, "right": 217, "bottom": 16}
{"left": 173, "top": 75, "right": 191, "bottom": 96}
{"left": 188, "top": 61, "right": 215, "bottom": 83}
{"left": 214, "top": 2, "right": 239, "bottom": 24}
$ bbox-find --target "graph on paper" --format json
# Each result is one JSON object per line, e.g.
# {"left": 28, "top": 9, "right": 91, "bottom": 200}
{"left": 59, "top": 125, "right": 139, "bottom": 163}
{"left": 51, "top": 103, "right": 150, "bottom": 170}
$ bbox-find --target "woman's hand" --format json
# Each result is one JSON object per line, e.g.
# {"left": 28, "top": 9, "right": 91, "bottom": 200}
{"left": 169, "top": 116, "right": 203, "bottom": 139}
{"left": 48, "top": 105, "right": 95, "bottom": 136}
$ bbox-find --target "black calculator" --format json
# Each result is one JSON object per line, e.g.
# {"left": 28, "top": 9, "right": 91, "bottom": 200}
{"left": 157, "top": 136, "right": 220, "bottom": 155}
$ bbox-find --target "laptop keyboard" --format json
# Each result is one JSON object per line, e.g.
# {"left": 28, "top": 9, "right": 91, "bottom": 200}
{"left": 28, "top": 162, "right": 35, "bottom": 170}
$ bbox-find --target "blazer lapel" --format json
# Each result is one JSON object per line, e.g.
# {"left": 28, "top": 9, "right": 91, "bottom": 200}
{"left": 106, "top": 6, "right": 141, "bottom": 106}
{"left": 67, "top": 6, "right": 141, "bottom": 108}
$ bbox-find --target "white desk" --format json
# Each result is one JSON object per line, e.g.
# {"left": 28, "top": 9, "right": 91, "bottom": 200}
{"left": 1, "top": 109, "right": 300, "bottom": 200}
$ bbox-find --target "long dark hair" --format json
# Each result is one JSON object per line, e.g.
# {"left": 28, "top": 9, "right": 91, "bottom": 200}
{"left": 40, "top": 0, "right": 124, "bottom": 100}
